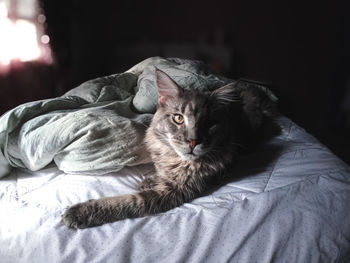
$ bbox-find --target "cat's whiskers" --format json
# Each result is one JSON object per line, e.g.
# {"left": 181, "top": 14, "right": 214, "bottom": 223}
{"left": 156, "top": 138, "right": 171, "bottom": 144}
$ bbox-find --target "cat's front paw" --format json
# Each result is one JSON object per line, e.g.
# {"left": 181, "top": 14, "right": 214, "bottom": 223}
{"left": 62, "top": 200, "right": 100, "bottom": 229}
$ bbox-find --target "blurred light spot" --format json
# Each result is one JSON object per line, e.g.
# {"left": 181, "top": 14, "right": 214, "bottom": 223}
{"left": 41, "top": 35, "right": 50, "bottom": 44}
{"left": 37, "top": 14, "right": 46, "bottom": 23}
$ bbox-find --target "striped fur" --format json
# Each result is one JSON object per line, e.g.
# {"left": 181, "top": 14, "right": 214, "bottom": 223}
{"left": 62, "top": 71, "right": 271, "bottom": 228}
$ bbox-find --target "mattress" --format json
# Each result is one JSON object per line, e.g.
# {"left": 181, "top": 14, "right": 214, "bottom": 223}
{"left": 1, "top": 116, "right": 350, "bottom": 262}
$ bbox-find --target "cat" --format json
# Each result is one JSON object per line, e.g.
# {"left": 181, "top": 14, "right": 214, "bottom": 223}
{"left": 62, "top": 69, "right": 275, "bottom": 228}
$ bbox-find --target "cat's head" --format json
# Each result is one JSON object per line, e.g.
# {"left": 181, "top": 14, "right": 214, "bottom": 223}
{"left": 150, "top": 69, "right": 244, "bottom": 161}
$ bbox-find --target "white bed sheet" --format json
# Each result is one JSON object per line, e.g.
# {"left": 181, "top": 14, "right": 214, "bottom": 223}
{"left": 1, "top": 116, "right": 350, "bottom": 263}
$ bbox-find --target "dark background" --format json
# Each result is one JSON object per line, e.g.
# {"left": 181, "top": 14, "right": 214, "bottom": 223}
{"left": 1, "top": 0, "right": 349, "bottom": 164}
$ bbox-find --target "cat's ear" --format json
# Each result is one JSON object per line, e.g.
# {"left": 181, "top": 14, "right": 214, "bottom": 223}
{"left": 211, "top": 82, "right": 240, "bottom": 105}
{"left": 156, "top": 69, "right": 183, "bottom": 105}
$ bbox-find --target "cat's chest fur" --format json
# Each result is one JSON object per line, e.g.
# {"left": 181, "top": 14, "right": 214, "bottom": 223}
{"left": 145, "top": 128, "right": 227, "bottom": 184}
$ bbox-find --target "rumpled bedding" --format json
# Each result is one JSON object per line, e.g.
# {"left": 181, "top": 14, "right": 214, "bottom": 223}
{"left": 0, "top": 116, "right": 349, "bottom": 262}
{"left": 0, "top": 57, "right": 236, "bottom": 178}
{"left": 1, "top": 57, "right": 350, "bottom": 262}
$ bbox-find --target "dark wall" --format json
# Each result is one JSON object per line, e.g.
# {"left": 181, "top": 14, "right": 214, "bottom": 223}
{"left": 4, "top": 0, "right": 350, "bottom": 162}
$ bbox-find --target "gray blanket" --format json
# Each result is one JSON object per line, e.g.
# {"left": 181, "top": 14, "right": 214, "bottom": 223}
{"left": 0, "top": 57, "right": 238, "bottom": 178}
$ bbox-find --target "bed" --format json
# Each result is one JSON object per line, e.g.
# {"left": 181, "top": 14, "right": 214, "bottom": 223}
{"left": 1, "top": 57, "right": 350, "bottom": 263}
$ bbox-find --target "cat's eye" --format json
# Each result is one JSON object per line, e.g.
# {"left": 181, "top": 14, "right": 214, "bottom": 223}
{"left": 172, "top": 114, "right": 184, "bottom": 125}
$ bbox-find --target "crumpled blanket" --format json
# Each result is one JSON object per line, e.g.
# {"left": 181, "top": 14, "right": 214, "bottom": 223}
{"left": 1, "top": 57, "right": 244, "bottom": 178}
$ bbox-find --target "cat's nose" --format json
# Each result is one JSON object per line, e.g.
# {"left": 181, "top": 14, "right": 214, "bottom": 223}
{"left": 189, "top": 139, "right": 196, "bottom": 149}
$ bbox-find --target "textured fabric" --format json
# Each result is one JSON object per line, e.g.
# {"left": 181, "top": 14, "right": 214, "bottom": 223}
{"left": 1, "top": 116, "right": 349, "bottom": 263}
{"left": 0, "top": 57, "right": 238, "bottom": 178}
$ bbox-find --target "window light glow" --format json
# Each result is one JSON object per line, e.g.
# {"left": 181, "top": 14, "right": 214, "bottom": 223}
{"left": 0, "top": 2, "right": 7, "bottom": 18}
{"left": 0, "top": 1, "right": 52, "bottom": 72}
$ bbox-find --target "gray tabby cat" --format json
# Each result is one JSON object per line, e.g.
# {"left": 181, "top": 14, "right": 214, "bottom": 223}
{"left": 62, "top": 70, "right": 274, "bottom": 228}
